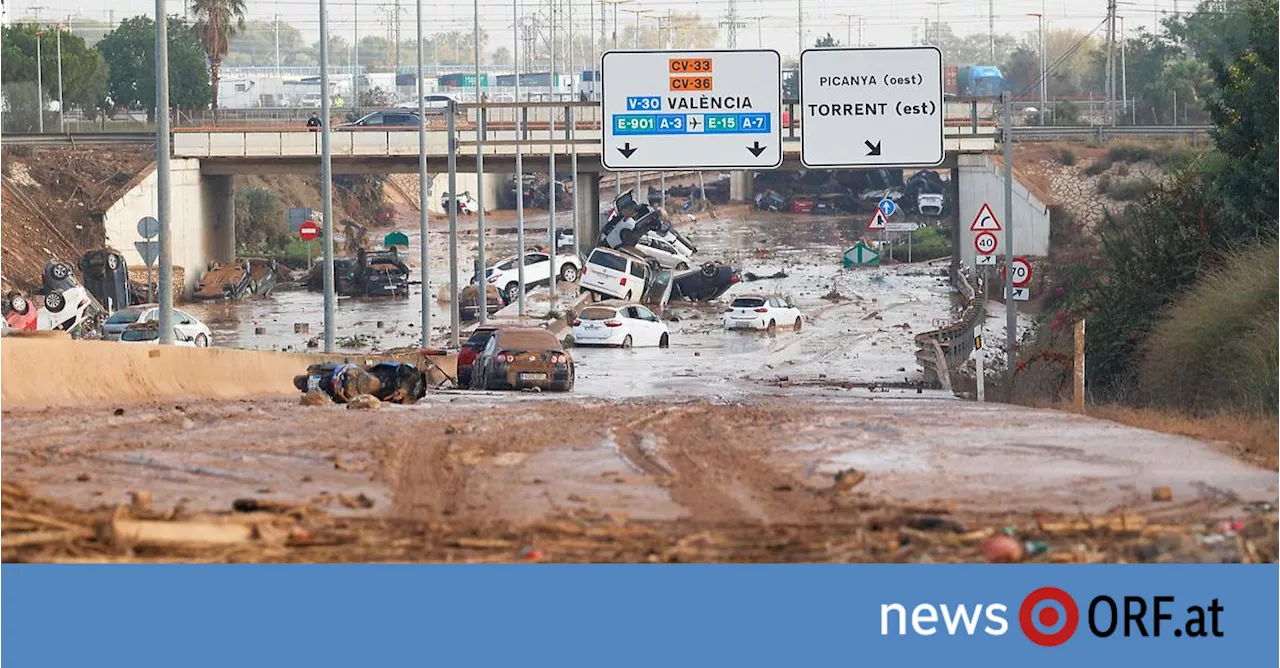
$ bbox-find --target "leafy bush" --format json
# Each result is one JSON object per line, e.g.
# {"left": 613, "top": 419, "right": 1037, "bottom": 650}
{"left": 234, "top": 187, "right": 289, "bottom": 252}
{"left": 1137, "top": 240, "right": 1278, "bottom": 415}
{"left": 1112, "top": 163, "right": 1130, "bottom": 177}
{"left": 1083, "top": 159, "right": 1111, "bottom": 176}
{"left": 1106, "top": 178, "right": 1156, "bottom": 201}
{"left": 1054, "top": 147, "right": 1077, "bottom": 166}
{"left": 889, "top": 226, "right": 951, "bottom": 262}
{"left": 1094, "top": 174, "right": 1113, "bottom": 195}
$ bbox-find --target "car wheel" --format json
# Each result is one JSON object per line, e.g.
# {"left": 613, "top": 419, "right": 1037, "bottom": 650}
{"left": 43, "top": 290, "right": 65, "bottom": 312}
{"left": 107, "top": 254, "right": 120, "bottom": 271}
{"left": 50, "top": 262, "right": 72, "bottom": 281}
{"left": 7, "top": 292, "right": 29, "bottom": 315}
{"left": 700, "top": 263, "right": 717, "bottom": 278}
{"left": 766, "top": 320, "right": 777, "bottom": 335}
{"left": 559, "top": 263, "right": 579, "bottom": 283}
{"left": 675, "top": 262, "right": 689, "bottom": 271}
{"left": 794, "top": 317, "right": 803, "bottom": 332}
{"left": 659, "top": 333, "right": 669, "bottom": 348}
{"left": 505, "top": 282, "right": 520, "bottom": 303}
{"left": 195, "top": 333, "right": 209, "bottom": 347}
{"left": 621, "top": 334, "right": 633, "bottom": 349}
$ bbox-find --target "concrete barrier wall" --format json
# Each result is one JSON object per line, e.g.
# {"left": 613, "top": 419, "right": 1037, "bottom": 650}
{"left": 101, "top": 158, "right": 213, "bottom": 294}
{"left": 956, "top": 153, "right": 1050, "bottom": 268}
{"left": 0, "top": 337, "right": 457, "bottom": 409}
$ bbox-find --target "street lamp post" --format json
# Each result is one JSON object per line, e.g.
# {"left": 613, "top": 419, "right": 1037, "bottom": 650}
{"left": 56, "top": 21, "right": 65, "bottom": 133}
{"left": 514, "top": 0, "right": 527, "bottom": 314}
{"left": 416, "top": 0, "right": 431, "bottom": 345}
{"left": 1029, "top": 11, "right": 1045, "bottom": 126}
{"left": 35, "top": 26, "right": 44, "bottom": 133}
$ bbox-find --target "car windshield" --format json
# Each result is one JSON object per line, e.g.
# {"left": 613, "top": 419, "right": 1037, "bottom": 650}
{"left": 588, "top": 250, "right": 628, "bottom": 272}
{"left": 106, "top": 311, "right": 143, "bottom": 325}
{"left": 464, "top": 330, "right": 496, "bottom": 350}
{"left": 120, "top": 327, "right": 160, "bottom": 342}
{"left": 731, "top": 297, "right": 766, "bottom": 308}
{"left": 578, "top": 307, "right": 618, "bottom": 320}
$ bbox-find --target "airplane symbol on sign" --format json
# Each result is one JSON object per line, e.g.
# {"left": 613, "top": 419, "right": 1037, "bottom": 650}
{"left": 688, "top": 116, "right": 701, "bottom": 130}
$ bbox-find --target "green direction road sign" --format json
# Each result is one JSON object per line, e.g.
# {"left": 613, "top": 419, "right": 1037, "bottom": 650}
{"left": 384, "top": 231, "right": 409, "bottom": 250}
{"left": 843, "top": 241, "right": 880, "bottom": 267}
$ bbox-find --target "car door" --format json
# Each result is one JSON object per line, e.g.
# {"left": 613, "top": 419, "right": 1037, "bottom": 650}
{"left": 630, "top": 305, "right": 662, "bottom": 346}
{"left": 525, "top": 253, "right": 549, "bottom": 285}
{"left": 624, "top": 261, "right": 647, "bottom": 301}
{"left": 173, "top": 309, "right": 198, "bottom": 339}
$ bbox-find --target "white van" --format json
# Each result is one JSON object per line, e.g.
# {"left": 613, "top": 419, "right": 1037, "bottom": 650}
{"left": 580, "top": 247, "right": 650, "bottom": 301}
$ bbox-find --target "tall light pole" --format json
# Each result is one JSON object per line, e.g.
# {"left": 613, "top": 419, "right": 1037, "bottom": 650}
{"left": 1029, "top": 11, "right": 1045, "bottom": 126}
{"left": 415, "top": 0, "right": 431, "bottom": 345}
{"left": 548, "top": 0, "right": 559, "bottom": 315}
{"left": 154, "top": 0, "right": 174, "bottom": 343}
{"left": 797, "top": 0, "right": 803, "bottom": 55}
{"left": 514, "top": 0, "right": 527, "bottom": 314}
{"left": 837, "top": 13, "right": 860, "bottom": 47}
{"left": 1119, "top": 15, "right": 1128, "bottom": 121}
{"left": 35, "top": 24, "right": 44, "bottom": 133}
{"left": 473, "top": 0, "right": 488, "bottom": 324}
{"left": 319, "top": 0, "right": 337, "bottom": 351}
{"left": 929, "top": 2, "right": 946, "bottom": 44}
{"left": 55, "top": 21, "right": 65, "bottom": 132}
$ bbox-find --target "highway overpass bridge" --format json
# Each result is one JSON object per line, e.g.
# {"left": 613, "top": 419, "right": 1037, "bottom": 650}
{"left": 6, "top": 102, "right": 1053, "bottom": 294}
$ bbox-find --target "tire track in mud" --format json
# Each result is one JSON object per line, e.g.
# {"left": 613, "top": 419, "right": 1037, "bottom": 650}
{"left": 612, "top": 402, "right": 831, "bottom": 523}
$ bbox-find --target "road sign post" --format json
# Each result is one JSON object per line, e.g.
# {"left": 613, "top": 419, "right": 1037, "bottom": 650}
{"left": 799, "top": 46, "right": 944, "bottom": 168}
{"left": 601, "top": 50, "right": 782, "bottom": 170}
{"left": 137, "top": 216, "right": 159, "bottom": 302}
{"left": 299, "top": 220, "right": 321, "bottom": 271}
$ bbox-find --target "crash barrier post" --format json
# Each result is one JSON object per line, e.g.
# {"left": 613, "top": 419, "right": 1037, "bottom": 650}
{"left": 1074, "top": 318, "right": 1086, "bottom": 414}
{"left": 914, "top": 264, "right": 986, "bottom": 392}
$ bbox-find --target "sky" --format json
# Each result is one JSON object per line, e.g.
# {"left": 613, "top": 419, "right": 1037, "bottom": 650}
{"left": 6, "top": 0, "right": 1190, "bottom": 62}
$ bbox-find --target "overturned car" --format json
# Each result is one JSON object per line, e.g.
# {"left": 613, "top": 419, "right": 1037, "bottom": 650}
{"left": 671, "top": 262, "right": 741, "bottom": 302}
{"left": 195, "top": 258, "right": 279, "bottom": 300}
{"left": 305, "top": 249, "right": 410, "bottom": 297}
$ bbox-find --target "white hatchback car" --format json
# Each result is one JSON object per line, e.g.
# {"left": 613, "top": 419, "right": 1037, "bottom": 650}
{"left": 103, "top": 305, "right": 213, "bottom": 346}
{"left": 482, "top": 250, "right": 582, "bottom": 303}
{"left": 723, "top": 295, "right": 804, "bottom": 334}
{"left": 572, "top": 301, "right": 669, "bottom": 348}
{"left": 632, "top": 234, "right": 693, "bottom": 270}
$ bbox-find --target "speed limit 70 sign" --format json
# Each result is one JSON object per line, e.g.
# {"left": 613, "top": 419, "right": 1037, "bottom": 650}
{"left": 1008, "top": 257, "right": 1033, "bottom": 287}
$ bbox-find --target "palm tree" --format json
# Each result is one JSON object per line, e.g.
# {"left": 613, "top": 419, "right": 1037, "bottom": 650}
{"left": 188, "top": 0, "right": 246, "bottom": 118}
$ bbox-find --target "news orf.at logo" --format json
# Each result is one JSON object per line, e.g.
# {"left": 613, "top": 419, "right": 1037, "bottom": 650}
{"left": 1019, "top": 587, "right": 1079, "bottom": 646}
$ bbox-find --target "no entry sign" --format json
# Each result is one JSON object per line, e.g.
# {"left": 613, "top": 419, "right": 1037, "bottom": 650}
{"left": 299, "top": 220, "right": 321, "bottom": 242}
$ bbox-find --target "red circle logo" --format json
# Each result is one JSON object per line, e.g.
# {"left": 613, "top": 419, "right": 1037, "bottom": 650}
{"left": 1019, "top": 587, "right": 1079, "bottom": 646}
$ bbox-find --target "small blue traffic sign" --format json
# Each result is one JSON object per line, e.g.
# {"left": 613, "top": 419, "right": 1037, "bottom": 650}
{"left": 878, "top": 198, "right": 898, "bottom": 217}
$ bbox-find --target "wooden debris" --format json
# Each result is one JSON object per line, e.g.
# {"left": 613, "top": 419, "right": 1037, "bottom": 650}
{"left": 110, "top": 518, "right": 253, "bottom": 548}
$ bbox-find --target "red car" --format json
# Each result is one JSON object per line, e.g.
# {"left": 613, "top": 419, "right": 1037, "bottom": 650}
{"left": 3, "top": 291, "right": 38, "bottom": 332}
{"left": 789, "top": 196, "right": 816, "bottom": 214}
{"left": 456, "top": 325, "right": 500, "bottom": 387}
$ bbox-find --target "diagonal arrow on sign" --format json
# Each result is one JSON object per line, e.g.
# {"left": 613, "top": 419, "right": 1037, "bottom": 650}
{"left": 864, "top": 140, "right": 882, "bottom": 156}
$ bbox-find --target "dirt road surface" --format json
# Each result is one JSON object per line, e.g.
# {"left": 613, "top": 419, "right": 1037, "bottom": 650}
{"left": 3, "top": 210, "right": 1274, "bottom": 563}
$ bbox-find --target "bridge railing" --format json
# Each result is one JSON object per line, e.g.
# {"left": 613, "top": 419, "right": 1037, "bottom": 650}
{"left": 915, "top": 263, "right": 986, "bottom": 392}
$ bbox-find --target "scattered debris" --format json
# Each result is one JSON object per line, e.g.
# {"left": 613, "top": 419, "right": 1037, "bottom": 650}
{"left": 832, "top": 468, "right": 867, "bottom": 493}
{"left": 980, "top": 534, "right": 1025, "bottom": 563}
{"left": 300, "top": 390, "right": 332, "bottom": 406}
{"left": 1152, "top": 486, "right": 1174, "bottom": 502}
{"left": 346, "top": 394, "right": 381, "bottom": 410}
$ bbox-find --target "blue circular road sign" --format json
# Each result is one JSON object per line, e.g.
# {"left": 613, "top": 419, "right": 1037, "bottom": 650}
{"left": 878, "top": 198, "right": 898, "bottom": 218}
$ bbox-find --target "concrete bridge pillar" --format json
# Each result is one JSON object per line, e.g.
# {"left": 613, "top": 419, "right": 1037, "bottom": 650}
{"left": 209, "top": 175, "right": 236, "bottom": 262}
{"left": 577, "top": 172, "right": 601, "bottom": 247}
{"left": 729, "top": 171, "right": 755, "bottom": 202}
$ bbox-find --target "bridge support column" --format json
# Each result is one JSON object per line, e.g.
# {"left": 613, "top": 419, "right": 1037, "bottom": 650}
{"left": 577, "top": 172, "right": 601, "bottom": 248}
{"left": 210, "top": 175, "right": 236, "bottom": 262}
{"left": 729, "top": 171, "right": 755, "bottom": 202}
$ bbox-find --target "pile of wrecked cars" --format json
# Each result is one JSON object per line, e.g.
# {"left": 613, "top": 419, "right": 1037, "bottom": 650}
{"left": 305, "top": 248, "right": 410, "bottom": 298}
{"left": 3, "top": 258, "right": 110, "bottom": 337}
{"left": 194, "top": 258, "right": 279, "bottom": 300}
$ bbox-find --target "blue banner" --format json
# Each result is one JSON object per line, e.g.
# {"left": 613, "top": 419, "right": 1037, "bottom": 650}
{"left": 3, "top": 565, "right": 1276, "bottom": 667}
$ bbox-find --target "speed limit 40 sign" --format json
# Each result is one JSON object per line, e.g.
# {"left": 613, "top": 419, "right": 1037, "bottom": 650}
{"left": 974, "top": 231, "right": 998, "bottom": 254}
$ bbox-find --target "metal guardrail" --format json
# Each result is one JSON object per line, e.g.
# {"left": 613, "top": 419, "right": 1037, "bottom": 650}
{"left": 915, "top": 264, "right": 986, "bottom": 391}
{"left": 2, "top": 133, "right": 157, "bottom": 146}
{"left": 1009, "top": 125, "right": 1212, "bottom": 141}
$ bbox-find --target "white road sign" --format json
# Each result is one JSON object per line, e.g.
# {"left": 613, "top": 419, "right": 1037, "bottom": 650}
{"left": 601, "top": 49, "right": 782, "bottom": 171}
{"left": 976, "top": 254, "right": 997, "bottom": 266}
{"left": 885, "top": 222, "right": 920, "bottom": 232}
{"left": 799, "top": 46, "right": 944, "bottom": 168}
{"left": 866, "top": 209, "right": 889, "bottom": 231}
{"left": 1009, "top": 257, "right": 1034, "bottom": 287}
{"left": 1007, "top": 286, "right": 1031, "bottom": 301}
{"left": 975, "top": 231, "right": 998, "bottom": 254}
{"left": 970, "top": 203, "right": 1002, "bottom": 231}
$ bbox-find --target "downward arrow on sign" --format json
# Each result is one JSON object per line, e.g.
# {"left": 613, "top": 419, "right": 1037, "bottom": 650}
{"left": 746, "top": 141, "right": 767, "bottom": 157}
{"left": 617, "top": 143, "right": 637, "bottom": 158}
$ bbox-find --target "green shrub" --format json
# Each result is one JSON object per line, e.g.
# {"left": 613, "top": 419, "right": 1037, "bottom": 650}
{"left": 1095, "top": 174, "right": 1113, "bottom": 195}
{"left": 1055, "top": 147, "right": 1077, "bottom": 166}
{"left": 234, "top": 188, "right": 289, "bottom": 253}
{"left": 1083, "top": 158, "right": 1111, "bottom": 176}
{"left": 889, "top": 226, "right": 951, "bottom": 262}
{"left": 1137, "top": 240, "right": 1279, "bottom": 415}
{"left": 1106, "top": 178, "right": 1156, "bottom": 201}
{"left": 1112, "top": 163, "right": 1130, "bottom": 177}
{"left": 1106, "top": 143, "right": 1154, "bottom": 164}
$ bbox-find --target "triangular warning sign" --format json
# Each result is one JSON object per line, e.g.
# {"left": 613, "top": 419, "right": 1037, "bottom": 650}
{"left": 867, "top": 209, "right": 888, "bottom": 231}
{"left": 970, "top": 203, "right": 1002, "bottom": 231}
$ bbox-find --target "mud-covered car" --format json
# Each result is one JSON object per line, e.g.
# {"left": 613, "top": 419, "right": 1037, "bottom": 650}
{"left": 356, "top": 249, "right": 410, "bottom": 297}
{"left": 672, "top": 263, "right": 742, "bottom": 302}
{"left": 79, "top": 249, "right": 131, "bottom": 311}
{"left": 457, "top": 325, "right": 501, "bottom": 387}
{"left": 469, "top": 327, "right": 574, "bottom": 392}
{"left": 294, "top": 361, "right": 428, "bottom": 404}
{"left": 458, "top": 283, "right": 505, "bottom": 321}
{"left": 754, "top": 190, "right": 788, "bottom": 212}
{"left": 195, "top": 258, "right": 278, "bottom": 300}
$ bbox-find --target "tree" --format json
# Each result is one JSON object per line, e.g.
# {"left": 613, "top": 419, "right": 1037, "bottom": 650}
{"left": 188, "top": 0, "right": 247, "bottom": 115}
{"left": 96, "top": 16, "right": 212, "bottom": 119}
{"left": 1, "top": 23, "right": 108, "bottom": 125}
{"left": 1204, "top": 0, "right": 1278, "bottom": 237}
{"left": 226, "top": 20, "right": 308, "bottom": 67}
{"left": 492, "top": 46, "right": 513, "bottom": 66}
{"left": 814, "top": 33, "right": 839, "bottom": 48}
{"left": 235, "top": 188, "right": 289, "bottom": 252}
